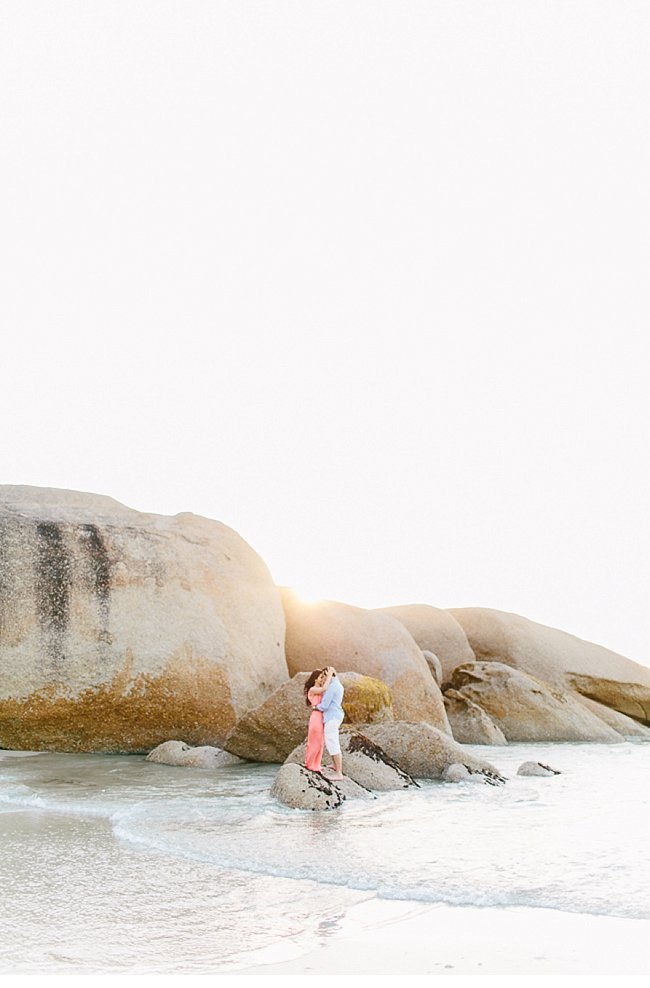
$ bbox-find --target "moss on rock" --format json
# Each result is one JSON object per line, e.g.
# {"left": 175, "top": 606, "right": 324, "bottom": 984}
{"left": 342, "top": 674, "right": 393, "bottom": 725}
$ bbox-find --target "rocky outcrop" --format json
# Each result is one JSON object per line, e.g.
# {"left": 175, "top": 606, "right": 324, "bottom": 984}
{"left": 448, "top": 607, "right": 650, "bottom": 724}
{"left": 447, "top": 662, "right": 623, "bottom": 742}
{"left": 281, "top": 590, "right": 451, "bottom": 732}
{"left": 443, "top": 689, "right": 508, "bottom": 745}
{"left": 222, "top": 671, "right": 393, "bottom": 763}
{"left": 360, "top": 721, "right": 506, "bottom": 784}
{"left": 0, "top": 486, "right": 287, "bottom": 752}
{"left": 573, "top": 694, "right": 650, "bottom": 739}
{"left": 377, "top": 604, "right": 476, "bottom": 680}
{"left": 146, "top": 740, "right": 244, "bottom": 768}
{"left": 285, "top": 730, "right": 419, "bottom": 791}
{"left": 271, "top": 762, "right": 374, "bottom": 810}
{"left": 517, "top": 761, "right": 561, "bottom": 777}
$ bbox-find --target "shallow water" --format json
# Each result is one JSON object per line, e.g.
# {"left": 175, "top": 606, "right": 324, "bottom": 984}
{"left": 1, "top": 741, "right": 648, "bottom": 973}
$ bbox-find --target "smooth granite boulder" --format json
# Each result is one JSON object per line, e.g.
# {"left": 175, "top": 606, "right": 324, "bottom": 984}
{"left": 282, "top": 590, "right": 451, "bottom": 732}
{"left": 0, "top": 486, "right": 287, "bottom": 752}
{"left": 447, "top": 661, "right": 623, "bottom": 743}
{"left": 443, "top": 689, "right": 508, "bottom": 745}
{"left": 447, "top": 607, "right": 650, "bottom": 725}
{"left": 146, "top": 740, "right": 244, "bottom": 768}
{"left": 222, "top": 671, "right": 393, "bottom": 763}
{"left": 360, "top": 721, "right": 506, "bottom": 784}
{"left": 271, "top": 762, "right": 374, "bottom": 810}
{"left": 285, "top": 730, "right": 419, "bottom": 791}
{"left": 377, "top": 604, "right": 476, "bottom": 680}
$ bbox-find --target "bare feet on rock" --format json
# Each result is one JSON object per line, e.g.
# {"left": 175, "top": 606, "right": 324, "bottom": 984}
{"left": 323, "top": 767, "right": 344, "bottom": 780}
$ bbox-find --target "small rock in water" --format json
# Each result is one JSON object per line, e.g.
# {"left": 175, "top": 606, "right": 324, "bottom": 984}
{"left": 517, "top": 760, "right": 561, "bottom": 777}
{"left": 442, "top": 762, "right": 506, "bottom": 785}
{"left": 146, "top": 740, "right": 244, "bottom": 768}
{"left": 271, "top": 762, "right": 374, "bottom": 810}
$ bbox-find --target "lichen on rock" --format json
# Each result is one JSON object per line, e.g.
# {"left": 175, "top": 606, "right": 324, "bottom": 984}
{"left": 341, "top": 675, "right": 394, "bottom": 725}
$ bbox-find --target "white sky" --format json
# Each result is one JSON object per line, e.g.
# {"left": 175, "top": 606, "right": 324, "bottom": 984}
{"left": 2, "top": 2, "right": 649, "bottom": 667}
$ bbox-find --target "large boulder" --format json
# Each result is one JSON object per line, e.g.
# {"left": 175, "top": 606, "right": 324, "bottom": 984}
{"left": 285, "top": 731, "right": 419, "bottom": 791}
{"left": 0, "top": 486, "right": 287, "bottom": 752}
{"left": 443, "top": 689, "right": 508, "bottom": 745}
{"left": 448, "top": 607, "right": 650, "bottom": 724}
{"left": 222, "top": 671, "right": 393, "bottom": 762}
{"left": 361, "top": 721, "right": 506, "bottom": 783}
{"left": 377, "top": 604, "right": 476, "bottom": 680}
{"left": 146, "top": 740, "right": 244, "bottom": 768}
{"left": 281, "top": 590, "right": 451, "bottom": 732}
{"left": 447, "top": 661, "right": 624, "bottom": 742}
{"left": 271, "top": 762, "right": 374, "bottom": 810}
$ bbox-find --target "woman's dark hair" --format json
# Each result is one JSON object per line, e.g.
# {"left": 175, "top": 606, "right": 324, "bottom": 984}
{"left": 304, "top": 669, "right": 323, "bottom": 706}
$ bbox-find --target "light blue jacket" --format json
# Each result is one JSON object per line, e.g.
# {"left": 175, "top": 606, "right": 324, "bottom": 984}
{"left": 317, "top": 677, "right": 345, "bottom": 724}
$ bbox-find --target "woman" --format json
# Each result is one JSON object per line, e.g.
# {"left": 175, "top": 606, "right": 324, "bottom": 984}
{"left": 303, "top": 667, "right": 333, "bottom": 773}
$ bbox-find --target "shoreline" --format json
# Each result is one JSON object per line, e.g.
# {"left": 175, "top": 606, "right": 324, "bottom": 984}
{"left": 2, "top": 747, "right": 649, "bottom": 977}
{"left": 230, "top": 898, "right": 650, "bottom": 976}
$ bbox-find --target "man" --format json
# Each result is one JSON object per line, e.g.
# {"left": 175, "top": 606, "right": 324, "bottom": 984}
{"left": 317, "top": 665, "right": 345, "bottom": 780}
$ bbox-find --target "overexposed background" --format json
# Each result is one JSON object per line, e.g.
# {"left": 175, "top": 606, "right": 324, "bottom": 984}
{"left": 2, "top": 2, "right": 649, "bottom": 665}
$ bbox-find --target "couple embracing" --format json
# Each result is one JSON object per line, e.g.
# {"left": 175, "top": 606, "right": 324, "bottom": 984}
{"left": 303, "top": 666, "right": 345, "bottom": 780}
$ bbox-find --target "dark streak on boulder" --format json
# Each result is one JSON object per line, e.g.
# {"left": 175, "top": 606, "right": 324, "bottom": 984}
{"left": 36, "top": 522, "right": 71, "bottom": 664}
{"left": 346, "top": 731, "right": 420, "bottom": 786}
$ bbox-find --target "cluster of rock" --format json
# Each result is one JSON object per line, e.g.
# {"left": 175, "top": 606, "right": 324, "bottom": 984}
{"left": 145, "top": 739, "right": 244, "bottom": 769}
{"left": 1, "top": 487, "right": 649, "bottom": 800}
{"left": 147, "top": 726, "right": 507, "bottom": 809}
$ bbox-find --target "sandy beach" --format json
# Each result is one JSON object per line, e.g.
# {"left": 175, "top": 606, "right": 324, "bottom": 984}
{"left": 233, "top": 898, "right": 650, "bottom": 976}
{"left": 2, "top": 745, "right": 649, "bottom": 978}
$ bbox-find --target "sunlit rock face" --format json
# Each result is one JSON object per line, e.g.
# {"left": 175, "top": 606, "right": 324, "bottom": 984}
{"left": 376, "top": 604, "right": 476, "bottom": 680}
{"left": 280, "top": 589, "right": 451, "bottom": 733}
{"left": 0, "top": 486, "right": 287, "bottom": 752}
{"left": 447, "top": 607, "right": 650, "bottom": 725}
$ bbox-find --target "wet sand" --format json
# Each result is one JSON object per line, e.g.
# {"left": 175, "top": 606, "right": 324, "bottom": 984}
{"left": 232, "top": 898, "right": 650, "bottom": 975}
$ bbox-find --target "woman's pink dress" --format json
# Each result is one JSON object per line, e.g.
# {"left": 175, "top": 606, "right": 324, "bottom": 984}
{"left": 305, "top": 689, "right": 324, "bottom": 772}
